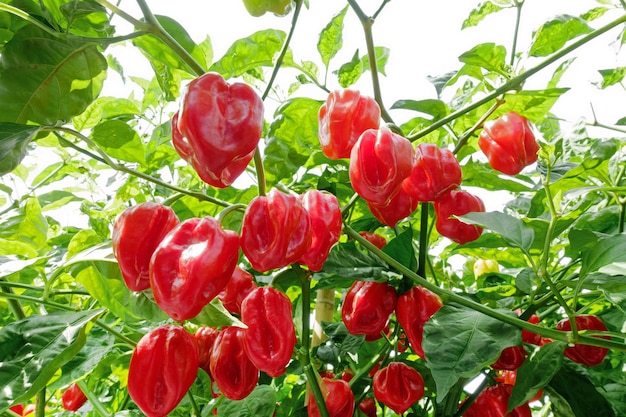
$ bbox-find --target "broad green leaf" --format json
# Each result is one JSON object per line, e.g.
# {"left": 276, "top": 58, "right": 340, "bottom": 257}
{"left": 217, "top": 385, "right": 276, "bottom": 417}
{"left": 0, "top": 256, "right": 42, "bottom": 279}
{"left": 90, "top": 120, "right": 145, "bottom": 164}
{"left": 548, "top": 362, "right": 616, "bottom": 417}
{"left": 509, "top": 342, "right": 565, "bottom": 410}
{"left": 423, "top": 304, "right": 521, "bottom": 400}
{"left": 581, "top": 7, "right": 608, "bottom": 22}
{"left": 585, "top": 273, "right": 626, "bottom": 312}
{"left": 0, "top": 24, "right": 107, "bottom": 125}
{"left": 460, "top": 211, "right": 535, "bottom": 252}
{"left": 548, "top": 58, "right": 576, "bottom": 89}
{"left": 0, "top": 238, "right": 38, "bottom": 258}
{"left": 0, "top": 198, "right": 48, "bottom": 251}
{"left": 264, "top": 98, "right": 322, "bottom": 185}
{"left": 529, "top": 15, "right": 592, "bottom": 57}
{"left": 191, "top": 298, "right": 245, "bottom": 328}
{"left": 66, "top": 229, "right": 101, "bottom": 259}
{"left": 458, "top": 43, "right": 508, "bottom": 76}
{"left": 210, "top": 29, "right": 286, "bottom": 79}
{"left": 498, "top": 89, "right": 569, "bottom": 123}
{"left": 321, "top": 321, "right": 364, "bottom": 356}
{"left": 48, "top": 0, "right": 111, "bottom": 38}
{"left": 390, "top": 99, "right": 449, "bottom": 120}
{"left": 572, "top": 205, "right": 621, "bottom": 234}
{"left": 603, "top": 383, "right": 626, "bottom": 416}
{"left": 0, "top": 309, "right": 104, "bottom": 411}
{"left": 382, "top": 227, "right": 416, "bottom": 271}
{"left": 73, "top": 97, "right": 141, "bottom": 131}
{"left": 597, "top": 67, "right": 626, "bottom": 89}
{"left": 317, "top": 6, "right": 348, "bottom": 68}
{"left": 462, "top": 162, "right": 533, "bottom": 193}
{"left": 462, "top": 2, "right": 504, "bottom": 29}
{"left": 336, "top": 47, "right": 389, "bottom": 88}
{"left": 37, "top": 190, "right": 81, "bottom": 211}
{"left": 580, "top": 234, "right": 626, "bottom": 278}
{"left": 0, "top": 123, "right": 41, "bottom": 175}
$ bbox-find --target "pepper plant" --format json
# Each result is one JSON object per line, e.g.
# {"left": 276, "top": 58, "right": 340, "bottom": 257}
{"left": 0, "top": 0, "right": 625, "bottom": 416}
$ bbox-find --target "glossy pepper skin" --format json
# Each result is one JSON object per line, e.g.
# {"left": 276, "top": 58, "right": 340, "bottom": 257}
{"left": 434, "top": 189, "right": 485, "bottom": 245}
{"left": 307, "top": 378, "right": 355, "bottom": 417}
{"left": 555, "top": 315, "right": 609, "bottom": 366}
{"left": 478, "top": 112, "right": 540, "bottom": 176}
{"left": 217, "top": 267, "right": 257, "bottom": 315}
{"left": 318, "top": 89, "right": 381, "bottom": 159}
{"left": 298, "top": 190, "right": 342, "bottom": 271}
{"left": 128, "top": 325, "right": 199, "bottom": 417}
{"left": 367, "top": 183, "right": 418, "bottom": 228}
{"left": 61, "top": 383, "right": 87, "bottom": 412}
{"left": 396, "top": 286, "right": 443, "bottom": 359}
{"left": 242, "top": 0, "right": 292, "bottom": 16}
{"left": 403, "top": 143, "right": 462, "bottom": 202}
{"left": 210, "top": 326, "right": 259, "bottom": 400}
{"left": 349, "top": 126, "right": 414, "bottom": 204}
{"left": 241, "top": 287, "right": 296, "bottom": 377}
{"left": 241, "top": 188, "right": 312, "bottom": 272}
{"left": 111, "top": 202, "right": 179, "bottom": 292}
{"left": 358, "top": 398, "right": 377, "bottom": 417}
{"left": 373, "top": 362, "right": 425, "bottom": 415}
{"left": 174, "top": 72, "right": 264, "bottom": 188}
{"left": 150, "top": 217, "right": 240, "bottom": 321}
{"left": 341, "top": 280, "right": 397, "bottom": 341}
{"left": 492, "top": 345, "right": 526, "bottom": 370}
{"left": 194, "top": 326, "right": 220, "bottom": 377}
{"left": 463, "top": 384, "right": 531, "bottom": 417}
{"left": 358, "top": 231, "right": 387, "bottom": 249}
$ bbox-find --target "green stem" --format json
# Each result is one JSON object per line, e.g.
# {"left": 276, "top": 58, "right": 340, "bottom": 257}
{"left": 340, "top": 193, "right": 360, "bottom": 218}
{"left": 76, "top": 380, "right": 111, "bottom": 417}
{"left": 94, "top": 320, "right": 137, "bottom": 347}
{"left": 0, "top": 281, "right": 26, "bottom": 320}
{"left": 35, "top": 391, "right": 45, "bottom": 417}
{"left": 186, "top": 391, "right": 200, "bottom": 416}
{"left": 253, "top": 150, "right": 267, "bottom": 197}
{"left": 509, "top": 1, "right": 524, "bottom": 67}
{"left": 95, "top": 0, "right": 146, "bottom": 28}
{"left": 452, "top": 99, "right": 504, "bottom": 155}
{"left": 0, "top": 292, "right": 78, "bottom": 311}
{"left": 407, "top": 12, "right": 626, "bottom": 141}
{"left": 344, "top": 225, "right": 626, "bottom": 351}
{"left": 372, "top": 0, "right": 391, "bottom": 19}
{"left": 216, "top": 203, "right": 247, "bottom": 224}
{"left": 417, "top": 202, "right": 429, "bottom": 278}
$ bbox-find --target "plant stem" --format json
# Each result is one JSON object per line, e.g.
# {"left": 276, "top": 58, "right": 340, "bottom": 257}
{"left": 407, "top": 12, "right": 626, "bottom": 142}
{"left": 510, "top": 1, "right": 524, "bottom": 67}
{"left": 0, "top": 292, "right": 77, "bottom": 311}
{"left": 95, "top": 320, "right": 137, "bottom": 347}
{"left": 76, "top": 380, "right": 111, "bottom": 417}
{"left": 0, "top": 280, "right": 26, "bottom": 321}
{"left": 452, "top": 99, "right": 504, "bottom": 155}
{"left": 35, "top": 391, "right": 45, "bottom": 417}
{"left": 417, "top": 203, "right": 429, "bottom": 278}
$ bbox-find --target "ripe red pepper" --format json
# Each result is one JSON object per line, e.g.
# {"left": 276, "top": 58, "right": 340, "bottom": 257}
{"left": 150, "top": 216, "right": 240, "bottom": 321}
{"left": 9, "top": 405, "right": 24, "bottom": 415}
{"left": 61, "top": 382, "right": 87, "bottom": 412}
{"left": 241, "top": 188, "right": 312, "bottom": 272}
{"left": 358, "top": 231, "right": 387, "bottom": 249}
{"left": 210, "top": 326, "right": 259, "bottom": 400}
{"left": 478, "top": 111, "right": 540, "bottom": 176}
{"left": 396, "top": 286, "right": 443, "bottom": 359}
{"left": 403, "top": 143, "right": 462, "bottom": 202}
{"left": 491, "top": 345, "right": 526, "bottom": 370}
{"left": 373, "top": 362, "right": 425, "bottom": 415}
{"left": 241, "top": 287, "right": 296, "bottom": 377}
{"left": 349, "top": 126, "right": 414, "bottom": 204}
{"left": 341, "top": 280, "right": 397, "bottom": 341}
{"left": 555, "top": 315, "right": 609, "bottom": 366}
{"left": 318, "top": 89, "right": 381, "bottom": 159}
{"left": 522, "top": 314, "right": 542, "bottom": 345}
{"left": 366, "top": 183, "right": 418, "bottom": 228}
{"left": 307, "top": 378, "right": 355, "bottom": 417}
{"left": 173, "top": 72, "right": 264, "bottom": 188}
{"left": 298, "top": 190, "right": 342, "bottom": 272}
{"left": 434, "top": 189, "right": 485, "bottom": 244}
{"left": 217, "top": 266, "right": 257, "bottom": 315}
{"left": 194, "top": 326, "right": 220, "bottom": 377}
{"left": 462, "top": 384, "right": 531, "bottom": 417}
{"left": 111, "top": 202, "right": 179, "bottom": 292}
{"left": 358, "top": 398, "right": 377, "bottom": 417}
{"left": 495, "top": 370, "right": 544, "bottom": 403}
{"left": 128, "top": 325, "right": 199, "bottom": 417}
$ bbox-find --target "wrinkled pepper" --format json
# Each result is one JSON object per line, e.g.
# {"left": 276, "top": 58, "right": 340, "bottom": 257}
{"left": 434, "top": 189, "right": 485, "bottom": 244}
{"left": 396, "top": 285, "right": 443, "bottom": 359}
{"left": 298, "top": 190, "right": 342, "bottom": 272}
{"left": 403, "top": 143, "right": 462, "bottom": 202}
{"left": 555, "top": 314, "right": 609, "bottom": 366}
{"left": 366, "top": 183, "right": 418, "bottom": 228}
{"left": 217, "top": 266, "right": 257, "bottom": 315}
{"left": 194, "top": 326, "right": 220, "bottom": 377}
{"left": 341, "top": 280, "right": 397, "bottom": 341}
{"left": 307, "top": 378, "right": 355, "bottom": 417}
{"left": 491, "top": 345, "right": 526, "bottom": 370}
{"left": 462, "top": 384, "right": 531, "bottom": 417}
{"left": 373, "top": 362, "right": 425, "bottom": 415}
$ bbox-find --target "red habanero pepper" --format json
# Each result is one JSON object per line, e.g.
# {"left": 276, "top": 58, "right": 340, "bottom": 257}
{"left": 366, "top": 183, "right": 418, "bottom": 228}
{"left": 9, "top": 405, "right": 24, "bottom": 415}
{"left": 217, "top": 266, "right": 257, "bottom": 315}
{"left": 341, "top": 280, "right": 397, "bottom": 341}
{"left": 210, "top": 326, "right": 259, "bottom": 400}
{"left": 173, "top": 72, "right": 264, "bottom": 188}
{"left": 396, "top": 286, "right": 443, "bottom": 359}
{"left": 349, "top": 126, "right": 414, "bottom": 204}
{"left": 194, "top": 326, "right": 220, "bottom": 377}
{"left": 522, "top": 314, "right": 542, "bottom": 345}
{"left": 555, "top": 315, "right": 609, "bottom": 366}
{"left": 403, "top": 143, "right": 462, "bottom": 202}
{"left": 495, "top": 370, "right": 544, "bottom": 403}
{"left": 307, "top": 378, "right": 355, "bottom": 417}
{"left": 373, "top": 362, "right": 425, "bottom": 415}
{"left": 128, "top": 325, "right": 199, "bottom": 417}
{"left": 434, "top": 189, "right": 485, "bottom": 245}
{"left": 241, "top": 188, "right": 312, "bottom": 272}
{"left": 111, "top": 202, "right": 179, "bottom": 292}
{"left": 478, "top": 111, "right": 540, "bottom": 176}
{"left": 150, "top": 217, "right": 240, "bottom": 321}
{"left": 241, "top": 287, "right": 296, "bottom": 377}
{"left": 318, "top": 89, "right": 381, "bottom": 159}
{"left": 61, "top": 383, "right": 87, "bottom": 412}
{"left": 492, "top": 345, "right": 526, "bottom": 371}
{"left": 298, "top": 190, "right": 342, "bottom": 272}
{"left": 358, "top": 231, "right": 387, "bottom": 249}
{"left": 358, "top": 398, "right": 377, "bottom": 417}
{"left": 462, "top": 384, "right": 531, "bottom": 417}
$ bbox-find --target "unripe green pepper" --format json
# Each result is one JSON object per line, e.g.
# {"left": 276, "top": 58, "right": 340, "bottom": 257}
{"left": 242, "top": 0, "right": 293, "bottom": 17}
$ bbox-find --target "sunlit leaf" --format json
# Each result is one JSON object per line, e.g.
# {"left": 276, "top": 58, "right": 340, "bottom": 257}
{"left": 462, "top": 2, "right": 504, "bottom": 29}
{"left": 530, "top": 15, "right": 592, "bottom": 57}
{"left": 318, "top": 6, "right": 348, "bottom": 68}
{"left": 0, "top": 123, "right": 41, "bottom": 175}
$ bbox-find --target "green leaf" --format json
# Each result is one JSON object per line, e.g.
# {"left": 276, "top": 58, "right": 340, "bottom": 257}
{"left": 210, "top": 29, "right": 286, "bottom": 79}
{"left": 264, "top": 98, "right": 322, "bottom": 185}
{"left": 462, "top": 2, "right": 504, "bottom": 29}
{"left": 585, "top": 273, "right": 626, "bottom": 312}
{"left": 191, "top": 298, "right": 245, "bottom": 328}
{"left": 423, "top": 304, "right": 521, "bottom": 400}
{"left": 529, "top": 15, "right": 592, "bottom": 57}
{"left": 509, "top": 342, "right": 565, "bottom": 410}
{"left": 390, "top": 99, "right": 449, "bottom": 120}
{"left": 382, "top": 227, "right": 416, "bottom": 271}
{"left": 0, "top": 123, "right": 41, "bottom": 175}
{"left": 462, "top": 162, "right": 532, "bottom": 193}
{"left": 498, "top": 89, "right": 569, "bottom": 123}
{"left": 90, "top": 120, "right": 145, "bottom": 164}
{"left": 0, "top": 309, "right": 104, "bottom": 411}
{"left": 460, "top": 211, "right": 535, "bottom": 252}
{"left": 0, "top": 198, "right": 48, "bottom": 251}
{"left": 580, "top": 234, "right": 626, "bottom": 278}
{"left": 597, "top": 67, "right": 626, "bottom": 89}
{"left": 0, "top": 256, "right": 43, "bottom": 279}
{"left": 73, "top": 96, "right": 141, "bottom": 131}
{"left": 0, "top": 24, "right": 107, "bottom": 124}
{"left": 317, "top": 6, "right": 348, "bottom": 68}
{"left": 458, "top": 43, "right": 508, "bottom": 76}
{"left": 336, "top": 47, "right": 389, "bottom": 88}
{"left": 580, "top": 7, "right": 608, "bottom": 22}
{"left": 217, "top": 385, "right": 276, "bottom": 417}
